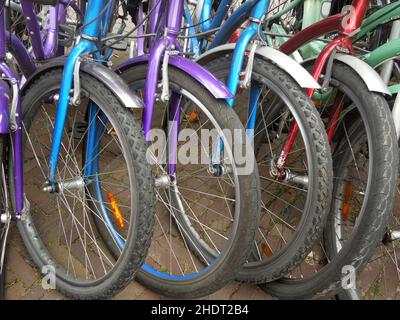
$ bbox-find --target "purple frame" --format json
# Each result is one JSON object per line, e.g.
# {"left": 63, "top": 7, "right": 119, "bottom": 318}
{"left": 137, "top": 0, "right": 232, "bottom": 177}
{"left": 0, "top": 0, "right": 73, "bottom": 215}
{"left": 142, "top": 0, "right": 185, "bottom": 176}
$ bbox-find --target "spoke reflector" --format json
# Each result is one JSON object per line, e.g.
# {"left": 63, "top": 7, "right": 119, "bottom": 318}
{"left": 262, "top": 244, "right": 272, "bottom": 257}
{"left": 342, "top": 182, "right": 353, "bottom": 221}
{"left": 186, "top": 111, "right": 199, "bottom": 123}
{"left": 107, "top": 192, "right": 125, "bottom": 229}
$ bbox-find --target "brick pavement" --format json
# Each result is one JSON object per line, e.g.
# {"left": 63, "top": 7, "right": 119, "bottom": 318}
{"left": 5, "top": 224, "right": 272, "bottom": 300}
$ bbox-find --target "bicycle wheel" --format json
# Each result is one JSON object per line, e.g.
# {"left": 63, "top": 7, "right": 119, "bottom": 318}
{"left": 328, "top": 124, "right": 399, "bottom": 300}
{"left": 114, "top": 63, "right": 260, "bottom": 298}
{"left": 0, "top": 135, "right": 7, "bottom": 300}
{"left": 200, "top": 54, "right": 332, "bottom": 283}
{"left": 16, "top": 68, "right": 155, "bottom": 299}
{"left": 262, "top": 62, "right": 398, "bottom": 299}
{"left": 335, "top": 91, "right": 400, "bottom": 300}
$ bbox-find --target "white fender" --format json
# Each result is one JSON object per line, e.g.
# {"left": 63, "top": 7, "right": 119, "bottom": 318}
{"left": 334, "top": 54, "right": 390, "bottom": 95}
{"left": 197, "top": 43, "right": 321, "bottom": 89}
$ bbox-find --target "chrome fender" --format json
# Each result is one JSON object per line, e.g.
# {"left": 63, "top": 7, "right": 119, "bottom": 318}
{"left": 22, "top": 57, "right": 144, "bottom": 109}
{"left": 196, "top": 43, "right": 321, "bottom": 89}
{"left": 334, "top": 54, "right": 390, "bottom": 95}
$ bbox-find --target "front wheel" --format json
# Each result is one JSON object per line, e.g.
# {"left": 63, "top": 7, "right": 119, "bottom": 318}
{"left": 262, "top": 62, "right": 398, "bottom": 299}
{"left": 16, "top": 68, "right": 155, "bottom": 299}
{"left": 202, "top": 55, "right": 333, "bottom": 283}
{"left": 118, "top": 63, "right": 261, "bottom": 298}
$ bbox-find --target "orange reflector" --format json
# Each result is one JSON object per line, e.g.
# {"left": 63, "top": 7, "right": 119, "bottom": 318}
{"left": 111, "top": 130, "right": 118, "bottom": 137}
{"left": 186, "top": 111, "right": 199, "bottom": 123}
{"left": 107, "top": 192, "right": 125, "bottom": 229}
{"left": 342, "top": 182, "right": 353, "bottom": 221}
{"left": 312, "top": 99, "right": 321, "bottom": 107}
{"left": 262, "top": 244, "right": 271, "bottom": 257}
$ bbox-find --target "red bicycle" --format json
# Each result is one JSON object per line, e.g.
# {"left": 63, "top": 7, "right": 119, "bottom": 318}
{"left": 260, "top": 0, "right": 398, "bottom": 299}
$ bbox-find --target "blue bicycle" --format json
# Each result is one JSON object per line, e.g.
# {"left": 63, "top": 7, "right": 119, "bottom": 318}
{"left": 172, "top": 0, "right": 335, "bottom": 284}
{"left": 12, "top": 0, "right": 154, "bottom": 299}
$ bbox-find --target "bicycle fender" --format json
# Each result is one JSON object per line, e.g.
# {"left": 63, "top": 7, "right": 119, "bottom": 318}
{"left": 22, "top": 57, "right": 144, "bottom": 109}
{"left": 115, "top": 55, "right": 233, "bottom": 99}
{"left": 334, "top": 54, "right": 390, "bottom": 95}
{"left": 196, "top": 43, "right": 321, "bottom": 89}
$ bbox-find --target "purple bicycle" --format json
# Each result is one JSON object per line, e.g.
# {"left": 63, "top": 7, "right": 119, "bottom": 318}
{"left": 93, "top": 0, "right": 261, "bottom": 298}
{"left": 0, "top": 0, "right": 155, "bottom": 299}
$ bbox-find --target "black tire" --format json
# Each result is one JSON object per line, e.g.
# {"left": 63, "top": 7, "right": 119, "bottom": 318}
{"left": 0, "top": 172, "right": 4, "bottom": 300}
{"left": 201, "top": 55, "right": 333, "bottom": 283}
{"left": 118, "top": 63, "right": 261, "bottom": 298}
{"left": 333, "top": 67, "right": 400, "bottom": 300}
{"left": 15, "top": 69, "right": 155, "bottom": 299}
{"left": 0, "top": 131, "right": 8, "bottom": 300}
{"left": 0, "top": 141, "right": 4, "bottom": 300}
{"left": 262, "top": 62, "right": 398, "bottom": 299}
{"left": 0, "top": 267, "right": 3, "bottom": 300}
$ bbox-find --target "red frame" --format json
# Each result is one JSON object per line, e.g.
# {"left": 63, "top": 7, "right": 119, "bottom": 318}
{"left": 276, "top": 0, "right": 370, "bottom": 173}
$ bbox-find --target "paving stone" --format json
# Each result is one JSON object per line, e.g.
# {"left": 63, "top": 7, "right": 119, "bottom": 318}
{"left": 136, "top": 289, "right": 164, "bottom": 300}
{"left": 20, "top": 285, "right": 46, "bottom": 300}
{"left": 114, "top": 281, "right": 147, "bottom": 300}
{"left": 206, "top": 282, "right": 241, "bottom": 300}
{"left": 41, "top": 289, "right": 65, "bottom": 300}
{"left": 230, "top": 284, "right": 271, "bottom": 300}
{"left": 6, "top": 245, "right": 39, "bottom": 288}
{"left": 5, "top": 282, "right": 26, "bottom": 300}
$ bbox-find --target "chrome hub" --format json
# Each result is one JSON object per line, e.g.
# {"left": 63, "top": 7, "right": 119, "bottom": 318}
{"left": 155, "top": 175, "right": 171, "bottom": 189}
{"left": 43, "top": 176, "right": 85, "bottom": 193}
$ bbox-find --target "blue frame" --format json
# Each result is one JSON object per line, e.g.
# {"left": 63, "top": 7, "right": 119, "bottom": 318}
{"left": 199, "top": 0, "right": 232, "bottom": 32}
{"left": 184, "top": 2, "right": 200, "bottom": 56}
{"left": 49, "top": 0, "right": 107, "bottom": 185}
{"left": 186, "top": 0, "right": 270, "bottom": 133}
{"left": 49, "top": 0, "right": 128, "bottom": 249}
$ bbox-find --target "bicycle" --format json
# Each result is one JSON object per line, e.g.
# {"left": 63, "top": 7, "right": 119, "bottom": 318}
{"left": 89, "top": 0, "right": 265, "bottom": 299}
{"left": 1, "top": 0, "right": 155, "bottom": 299}
{"left": 331, "top": 2, "right": 400, "bottom": 299}
{"left": 125, "top": 0, "right": 336, "bottom": 287}
{"left": 252, "top": 0, "right": 399, "bottom": 299}
{"left": 262, "top": 0, "right": 400, "bottom": 300}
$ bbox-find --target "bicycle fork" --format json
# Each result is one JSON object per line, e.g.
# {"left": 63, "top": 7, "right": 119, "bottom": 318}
{"left": 46, "top": 0, "right": 106, "bottom": 191}
{"left": 278, "top": 37, "right": 351, "bottom": 175}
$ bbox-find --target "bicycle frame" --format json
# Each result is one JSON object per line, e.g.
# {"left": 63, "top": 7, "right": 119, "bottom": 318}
{"left": 0, "top": 0, "right": 76, "bottom": 215}
{"left": 194, "top": 0, "right": 318, "bottom": 137}
{"left": 183, "top": 0, "right": 260, "bottom": 54}
{"left": 18, "top": 0, "right": 83, "bottom": 60}
{"left": 124, "top": 0, "right": 233, "bottom": 164}
{"left": 185, "top": 0, "right": 272, "bottom": 133}
{"left": 48, "top": 0, "right": 109, "bottom": 187}
{"left": 277, "top": 0, "right": 370, "bottom": 170}
{"left": 0, "top": 0, "right": 120, "bottom": 197}
{"left": 140, "top": 0, "right": 269, "bottom": 151}
{"left": 272, "top": 0, "right": 400, "bottom": 60}
{"left": 361, "top": 19, "right": 400, "bottom": 137}
{"left": 267, "top": 0, "right": 332, "bottom": 59}
{"left": 3, "top": 0, "right": 84, "bottom": 79}
{"left": 224, "top": 0, "right": 270, "bottom": 116}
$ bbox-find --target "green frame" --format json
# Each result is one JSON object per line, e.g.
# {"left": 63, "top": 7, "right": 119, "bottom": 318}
{"left": 266, "top": 0, "right": 400, "bottom": 62}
